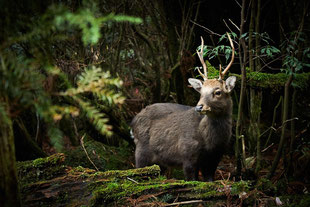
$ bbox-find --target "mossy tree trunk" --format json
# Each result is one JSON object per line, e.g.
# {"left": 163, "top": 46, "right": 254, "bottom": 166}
{"left": 0, "top": 100, "right": 21, "bottom": 207}
{"left": 254, "top": 0, "right": 262, "bottom": 174}
{"left": 250, "top": 90, "right": 262, "bottom": 173}
{"left": 248, "top": 0, "right": 263, "bottom": 174}
{"left": 247, "top": 0, "right": 263, "bottom": 173}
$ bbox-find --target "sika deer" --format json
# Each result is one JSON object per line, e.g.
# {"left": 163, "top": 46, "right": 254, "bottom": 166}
{"left": 131, "top": 34, "right": 236, "bottom": 181}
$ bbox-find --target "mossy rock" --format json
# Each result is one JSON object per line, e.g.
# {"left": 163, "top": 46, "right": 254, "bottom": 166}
{"left": 64, "top": 135, "right": 134, "bottom": 171}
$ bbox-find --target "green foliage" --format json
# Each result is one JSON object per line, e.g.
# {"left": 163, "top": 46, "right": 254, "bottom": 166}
{"left": 198, "top": 32, "right": 237, "bottom": 63}
{"left": 260, "top": 45, "right": 280, "bottom": 58}
{"left": 54, "top": 8, "right": 142, "bottom": 45}
{"left": 58, "top": 66, "right": 125, "bottom": 136}
{"left": 280, "top": 32, "right": 310, "bottom": 75}
{"left": 0, "top": 1, "right": 141, "bottom": 150}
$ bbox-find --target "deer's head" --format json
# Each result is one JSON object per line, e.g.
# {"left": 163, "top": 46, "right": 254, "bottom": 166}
{"left": 188, "top": 33, "right": 236, "bottom": 115}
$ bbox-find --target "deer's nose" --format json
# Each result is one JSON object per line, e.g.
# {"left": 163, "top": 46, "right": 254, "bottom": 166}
{"left": 195, "top": 105, "right": 203, "bottom": 112}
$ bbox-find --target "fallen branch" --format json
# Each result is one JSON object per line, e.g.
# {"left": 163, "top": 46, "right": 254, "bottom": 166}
{"left": 127, "top": 177, "right": 139, "bottom": 184}
{"left": 164, "top": 200, "right": 204, "bottom": 206}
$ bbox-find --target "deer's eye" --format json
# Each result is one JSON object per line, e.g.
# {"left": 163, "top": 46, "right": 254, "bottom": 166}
{"left": 214, "top": 91, "right": 221, "bottom": 96}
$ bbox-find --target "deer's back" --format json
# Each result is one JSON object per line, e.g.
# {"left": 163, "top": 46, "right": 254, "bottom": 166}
{"left": 131, "top": 103, "right": 192, "bottom": 141}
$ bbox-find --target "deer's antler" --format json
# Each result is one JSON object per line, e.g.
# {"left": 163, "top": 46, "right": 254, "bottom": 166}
{"left": 219, "top": 33, "right": 235, "bottom": 80}
{"left": 196, "top": 36, "right": 208, "bottom": 81}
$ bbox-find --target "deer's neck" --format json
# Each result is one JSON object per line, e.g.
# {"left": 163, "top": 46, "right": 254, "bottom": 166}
{"left": 199, "top": 114, "right": 232, "bottom": 151}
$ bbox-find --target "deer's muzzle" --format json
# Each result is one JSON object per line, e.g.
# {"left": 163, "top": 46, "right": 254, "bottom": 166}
{"left": 195, "top": 105, "right": 211, "bottom": 114}
{"left": 195, "top": 105, "right": 203, "bottom": 112}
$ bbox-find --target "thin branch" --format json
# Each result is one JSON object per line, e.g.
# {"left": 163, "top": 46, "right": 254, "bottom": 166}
{"left": 164, "top": 200, "right": 204, "bottom": 207}
{"left": 228, "top": 18, "right": 240, "bottom": 31}
{"left": 234, "top": 0, "right": 242, "bottom": 8}
{"left": 223, "top": 19, "right": 234, "bottom": 34}
{"left": 35, "top": 112, "right": 40, "bottom": 142}
{"left": 80, "top": 134, "right": 99, "bottom": 171}
{"left": 261, "top": 143, "right": 274, "bottom": 153}
{"left": 127, "top": 177, "right": 139, "bottom": 184}
{"left": 190, "top": 20, "right": 221, "bottom": 37}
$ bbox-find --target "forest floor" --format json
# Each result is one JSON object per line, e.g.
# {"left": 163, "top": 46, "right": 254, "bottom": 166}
{"left": 17, "top": 137, "right": 310, "bottom": 206}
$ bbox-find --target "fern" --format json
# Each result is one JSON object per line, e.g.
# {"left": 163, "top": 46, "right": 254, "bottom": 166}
{"left": 54, "top": 8, "right": 142, "bottom": 45}
{"left": 1, "top": 1, "right": 138, "bottom": 151}
{"left": 73, "top": 96, "right": 113, "bottom": 137}
{"left": 47, "top": 126, "right": 64, "bottom": 152}
{"left": 59, "top": 66, "right": 124, "bottom": 136}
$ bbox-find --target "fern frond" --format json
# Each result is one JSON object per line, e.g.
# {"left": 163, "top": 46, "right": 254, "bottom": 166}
{"left": 50, "top": 105, "right": 80, "bottom": 121}
{"left": 47, "top": 126, "right": 64, "bottom": 152}
{"left": 73, "top": 96, "right": 113, "bottom": 137}
{"left": 61, "top": 66, "right": 125, "bottom": 106}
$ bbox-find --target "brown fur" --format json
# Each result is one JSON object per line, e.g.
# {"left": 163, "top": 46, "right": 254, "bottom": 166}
{"left": 131, "top": 77, "right": 236, "bottom": 181}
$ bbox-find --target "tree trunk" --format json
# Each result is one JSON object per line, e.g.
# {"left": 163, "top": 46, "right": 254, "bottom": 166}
{"left": 267, "top": 74, "right": 293, "bottom": 179}
{"left": 255, "top": 0, "right": 261, "bottom": 70}
{"left": 0, "top": 102, "right": 21, "bottom": 207}
{"left": 159, "top": 0, "right": 184, "bottom": 104}
{"left": 287, "top": 87, "right": 297, "bottom": 175}
{"left": 235, "top": 0, "right": 247, "bottom": 174}
{"left": 248, "top": 0, "right": 262, "bottom": 174}
{"left": 248, "top": 0, "right": 255, "bottom": 71}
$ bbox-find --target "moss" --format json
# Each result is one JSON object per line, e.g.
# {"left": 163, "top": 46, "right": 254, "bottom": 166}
{"left": 18, "top": 153, "right": 252, "bottom": 206}
{"left": 197, "top": 62, "right": 310, "bottom": 91}
{"left": 170, "top": 168, "right": 186, "bottom": 180}
{"left": 90, "top": 174, "right": 251, "bottom": 206}
{"left": 230, "top": 71, "right": 310, "bottom": 91}
{"left": 256, "top": 177, "right": 276, "bottom": 194}
{"left": 88, "top": 165, "right": 160, "bottom": 183}
{"left": 64, "top": 135, "right": 133, "bottom": 171}
{"left": 17, "top": 153, "right": 66, "bottom": 186}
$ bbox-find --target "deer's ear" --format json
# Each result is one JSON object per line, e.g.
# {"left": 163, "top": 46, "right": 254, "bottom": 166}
{"left": 225, "top": 76, "right": 236, "bottom": 93}
{"left": 188, "top": 78, "right": 203, "bottom": 93}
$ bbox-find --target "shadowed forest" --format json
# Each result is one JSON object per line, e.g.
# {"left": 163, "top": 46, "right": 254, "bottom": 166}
{"left": 1, "top": 0, "right": 310, "bottom": 206}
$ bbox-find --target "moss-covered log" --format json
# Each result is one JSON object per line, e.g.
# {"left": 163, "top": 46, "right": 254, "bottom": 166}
{"left": 18, "top": 153, "right": 252, "bottom": 206}
{"left": 206, "top": 62, "right": 310, "bottom": 91}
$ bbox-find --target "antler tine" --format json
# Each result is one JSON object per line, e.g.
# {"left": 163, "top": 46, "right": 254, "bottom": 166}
{"left": 219, "top": 32, "right": 235, "bottom": 80}
{"left": 196, "top": 36, "right": 208, "bottom": 81}
{"left": 218, "top": 64, "right": 222, "bottom": 80}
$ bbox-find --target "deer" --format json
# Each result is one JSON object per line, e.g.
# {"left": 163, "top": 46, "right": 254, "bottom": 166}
{"left": 131, "top": 33, "right": 236, "bottom": 181}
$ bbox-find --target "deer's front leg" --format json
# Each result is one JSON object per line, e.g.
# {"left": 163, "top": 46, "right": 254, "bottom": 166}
{"left": 200, "top": 154, "right": 222, "bottom": 182}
